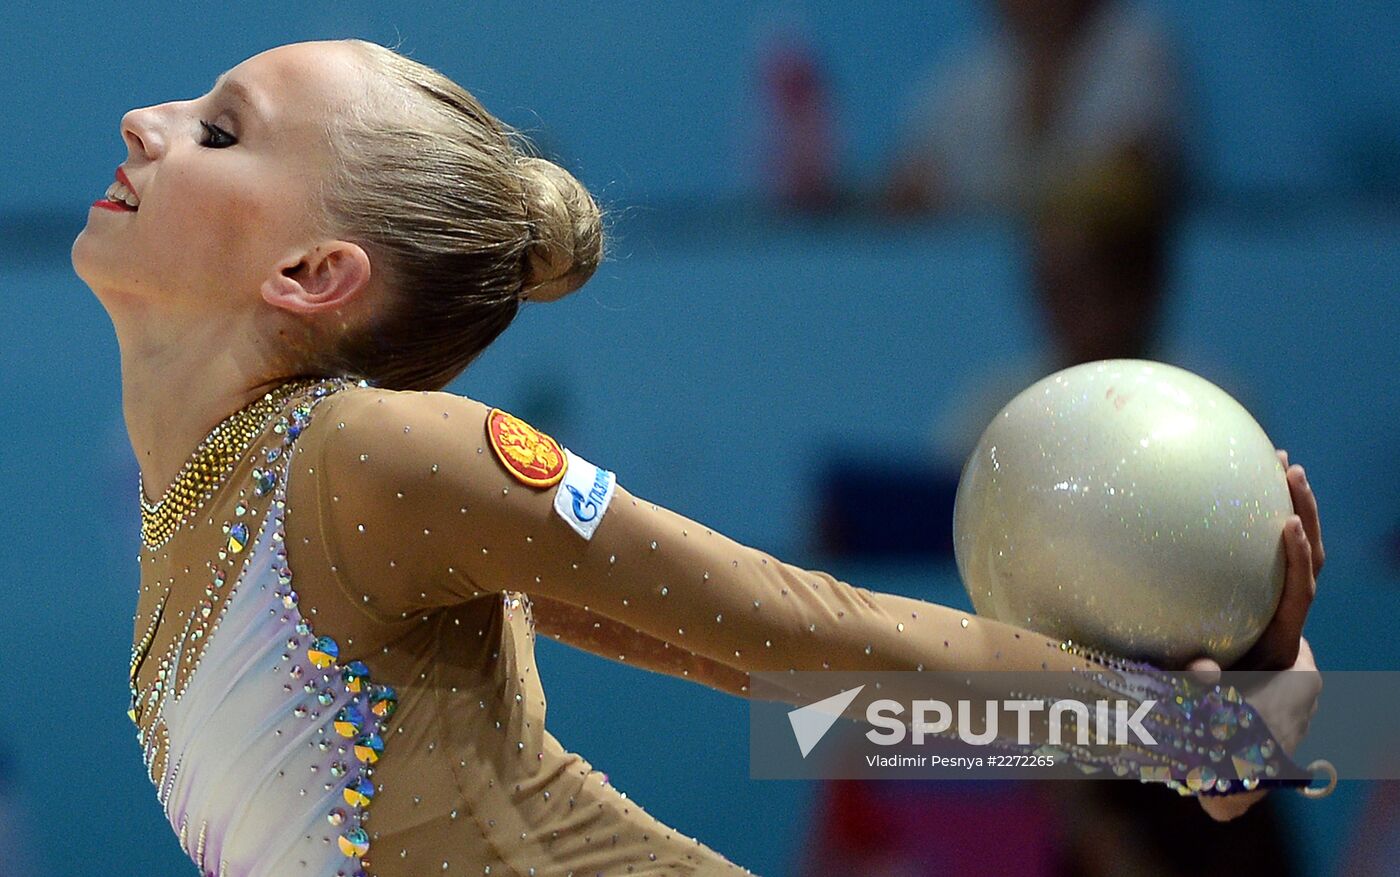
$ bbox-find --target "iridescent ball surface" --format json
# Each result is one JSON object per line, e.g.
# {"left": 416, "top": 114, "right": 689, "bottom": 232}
{"left": 953, "top": 360, "right": 1291, "bottom": 666}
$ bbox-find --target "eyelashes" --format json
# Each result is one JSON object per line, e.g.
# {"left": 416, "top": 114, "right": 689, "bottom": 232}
{"left": 199, "top": 120, "right": 237, "bottom": 149}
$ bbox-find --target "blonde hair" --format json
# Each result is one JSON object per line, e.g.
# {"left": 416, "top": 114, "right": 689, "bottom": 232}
{"left": 315, "top": 39, "right": 603, "bottom": 391}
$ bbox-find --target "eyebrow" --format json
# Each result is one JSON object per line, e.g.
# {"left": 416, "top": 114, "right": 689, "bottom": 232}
{"left": 210, "top": 73, "right": 265, "bottom": 122}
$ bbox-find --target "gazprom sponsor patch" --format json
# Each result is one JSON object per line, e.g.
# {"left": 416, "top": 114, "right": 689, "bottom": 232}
{"left": 553, "top": 449, "right": 616, "bottom": 540}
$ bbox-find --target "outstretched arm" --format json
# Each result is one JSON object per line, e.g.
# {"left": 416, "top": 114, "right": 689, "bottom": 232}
{"left": 306, "top": 387, "right": 1086, "bottom": 678}
{"left": 302, "top": 386, "right": 1321, "bottom": 803}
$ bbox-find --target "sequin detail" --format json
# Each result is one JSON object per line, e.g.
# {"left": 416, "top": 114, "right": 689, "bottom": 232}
{"left": 308, "top": 636, "right": 340, "bottom": 668}
{"left": 133, "top": 379, "right": 390, "bottom": 873}
{"left": 225, "top": 522, "right": 248, "bottom": 554}
{"left": 1056, "top": 639, "right": 1312, "bottom": 795}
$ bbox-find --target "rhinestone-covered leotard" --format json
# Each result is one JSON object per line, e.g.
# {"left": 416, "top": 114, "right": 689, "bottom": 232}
{"left": 130, "top": 382, "right": 1305, "bottom": 876}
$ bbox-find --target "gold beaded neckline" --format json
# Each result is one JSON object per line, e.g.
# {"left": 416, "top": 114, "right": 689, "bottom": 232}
{"left": 138, "top": 378, "right": 323, "bottom": 549}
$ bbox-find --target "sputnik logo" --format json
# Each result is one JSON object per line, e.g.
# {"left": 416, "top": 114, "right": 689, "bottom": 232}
{"left": 787, "top": 685, "right": 865, "bottom": 758}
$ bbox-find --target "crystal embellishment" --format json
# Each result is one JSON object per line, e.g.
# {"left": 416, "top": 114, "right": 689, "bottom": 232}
{"left": 337, "top": 827, "right": 370, "bottom": 857}
{"left": 226, "top": 522, "right": 249, "bottom": 554}
{"left": 353, "top": 733, "right": 383, "bottom": 764}
{"left": 343, "top": 776, "right": 375, "bottom": 808}
{"left": 251, "top": 468, "right": 278, "bottom": 497}
{"left": 342, "top": 661, "right": 371, "bottom": 694}
{"left": 308, "top": 636, "right": 339, "bottom": 669}
{"left": 370, "top": 686, "right": 398, "bottom": 719}
{"left": 334, "top": 707, "right": 363, "bottom": 738}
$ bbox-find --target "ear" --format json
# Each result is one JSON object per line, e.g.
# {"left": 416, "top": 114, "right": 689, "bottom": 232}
{"left": 260, "top": 240, "right": 372, "bottom": 317}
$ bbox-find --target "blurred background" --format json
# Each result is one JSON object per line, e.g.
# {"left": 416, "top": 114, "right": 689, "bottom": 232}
{"left": 2, "top": 1, "right": 1397, "bottom": 874}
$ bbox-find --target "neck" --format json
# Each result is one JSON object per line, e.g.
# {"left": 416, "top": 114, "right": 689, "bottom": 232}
{"left": 109, "top": 299, "right": 305, "bottom": 504}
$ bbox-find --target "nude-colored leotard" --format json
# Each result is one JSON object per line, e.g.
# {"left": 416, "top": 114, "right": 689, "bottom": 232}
{"left": 129, "top": 381, "right": 1294, "bottom": 876}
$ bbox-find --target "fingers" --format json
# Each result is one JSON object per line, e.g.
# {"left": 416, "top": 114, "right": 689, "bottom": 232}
{"left": 1296, "top": 635, "right": 1316, "bottom": 670}
{"left": 1278, "top": 450, "right": 1324, "bottom": 575}
{"left": 1296, "top": 636, "right": 1322, "bottom": 704}
{"left": 1237, "top": 450, "right": 1324, "bottom": 672}
{"left": 1279, "top": 515, "right": 1316, "bottom": 629}
{"left": 1285, "top": 463, "right": 1325, "bottom": 576}
{"left": 1235, "top": 518, "right": 1312, "bottom": 670}
{"left": 1187, "top": 656, "right": 1222, "bottom": 684}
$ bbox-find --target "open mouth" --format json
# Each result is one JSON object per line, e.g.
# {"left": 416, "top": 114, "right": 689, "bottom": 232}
{"left": 101, "top": 179, "right": 140, "bottom": 211}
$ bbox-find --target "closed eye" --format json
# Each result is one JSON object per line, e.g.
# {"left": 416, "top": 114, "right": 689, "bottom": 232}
{"left": 199, "top": 120, "right": 237, "bottom": 148}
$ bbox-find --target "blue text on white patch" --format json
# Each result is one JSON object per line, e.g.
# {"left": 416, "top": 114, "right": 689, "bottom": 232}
{"left": 553, "top": 449, "right": 616, "bottom": 540}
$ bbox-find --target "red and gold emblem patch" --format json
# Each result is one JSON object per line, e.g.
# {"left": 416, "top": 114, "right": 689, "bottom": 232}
{"left": 485, "top": 408, "right": 568, "bottom": 488}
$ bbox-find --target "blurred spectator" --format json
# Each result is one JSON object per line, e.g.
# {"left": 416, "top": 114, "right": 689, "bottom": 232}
{"left": 888, "top": 0, "right": 1183, "bottom": 202}
{"left": 887, "top": 0, "right": 1185, "bottom": 464}
{"left": 759, "top": 24, "right": 840, "bottom": 211}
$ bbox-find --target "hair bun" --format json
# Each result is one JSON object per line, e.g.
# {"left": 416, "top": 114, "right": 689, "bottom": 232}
{"left": 518, "top": 157, "right": 602, "bottom": 302}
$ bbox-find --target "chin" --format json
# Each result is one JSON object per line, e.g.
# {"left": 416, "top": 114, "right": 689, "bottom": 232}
{"left": 70, "top": 227, "right": 100, "bottom": 284}
{"left": 71, "top": 231, "right": 141, "bottom": 306}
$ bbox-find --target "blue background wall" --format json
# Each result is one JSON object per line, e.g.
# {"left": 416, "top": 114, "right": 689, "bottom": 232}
{"left": 2, "top": 3, "right": 1396, "bottom": 875}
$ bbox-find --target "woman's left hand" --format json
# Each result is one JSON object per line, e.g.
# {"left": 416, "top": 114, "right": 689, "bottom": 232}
{"left": 1191, "top": 638, "right": 1322, "bottom": 822}
{"left": 1237, "top": 452, "right": 1326, "bottom": 671}
{"left": 1192, "top": 451, "right": 1326, "bottom": 821}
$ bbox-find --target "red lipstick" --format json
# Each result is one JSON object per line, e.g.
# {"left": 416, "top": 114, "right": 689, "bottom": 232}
{"left": 93, "top": 166, "right": 139, "bottom": 212}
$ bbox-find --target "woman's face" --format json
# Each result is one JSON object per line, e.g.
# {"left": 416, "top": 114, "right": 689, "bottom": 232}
{"left": 72, "top": 41, "right": 367, "bottom": 318}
